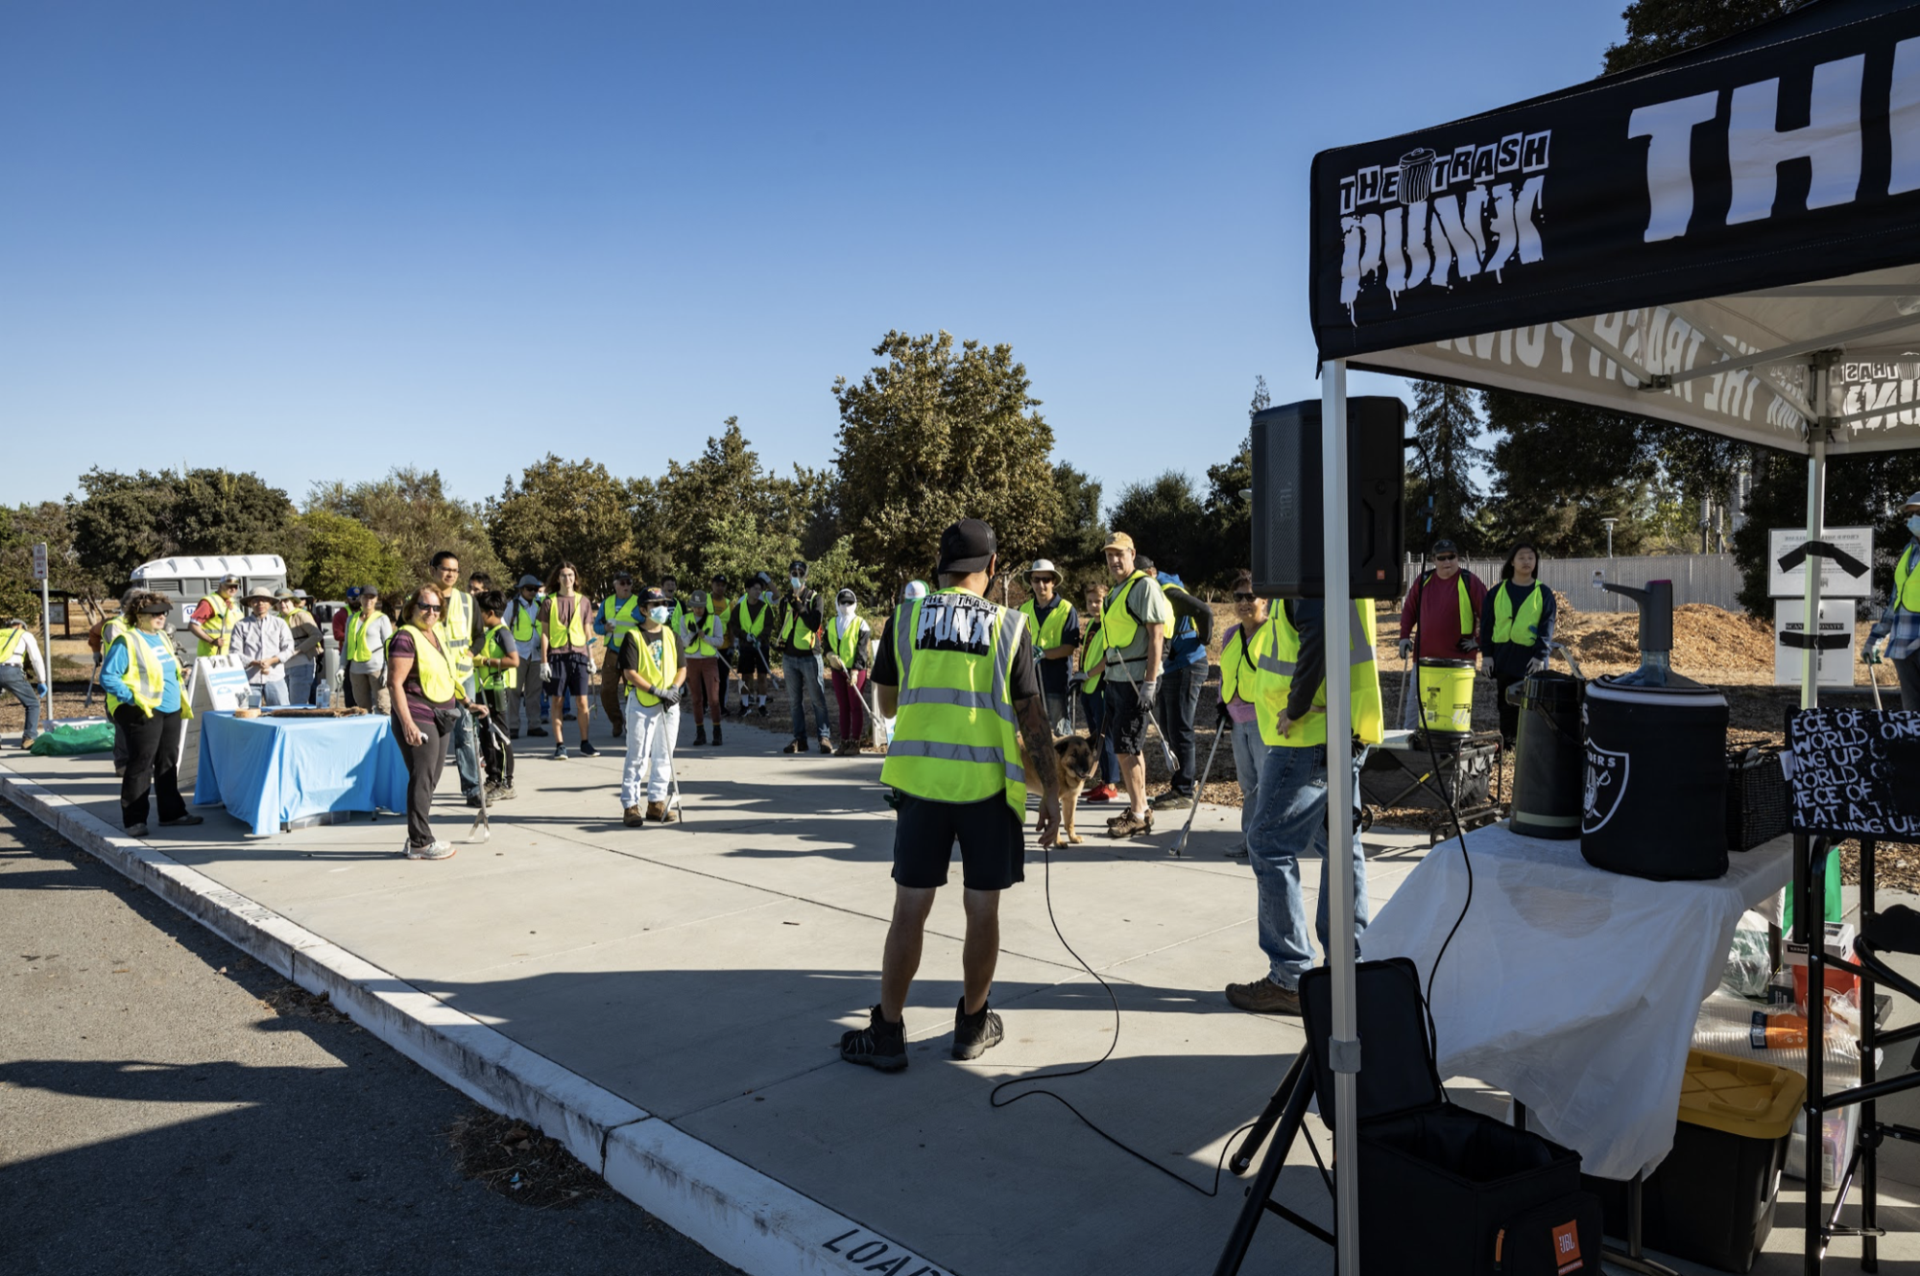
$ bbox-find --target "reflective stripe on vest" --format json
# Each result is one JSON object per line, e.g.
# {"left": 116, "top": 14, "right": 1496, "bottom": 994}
{"left": 1256, "top": 602, "right": 1383, "bottom": 748}
{"left": 602, "top": 594, "right": 643, "bottom": 650}
{"left": 828, "top": 616, "right": 865, "bottom": 667}
{"left": 440, "top": 590, "right": 474, "bottom": 679}
{"left": 399, "top": 624, "right": 459, "bottom": 703}
{"left": 477, "top": 624, "right": 518, "bottom": 691}
{"left": 544, "top": 596, "right": 588, "bottom": 649}
{"left": 108, "top": 631, "right": 192, "bottom": 720}
{"left": 1899, "top": 545, "right": 1920, "bottom": 613}
{"left": 879, "top": 590, "right": 1028, "bottom": 818}
{"left": 735, "top": 600, "right": 770, "bottom": 638}
{"left": 1491, "top": 581, "right": 1545, "bottom": 648}
{"left": 346, "top": 612, "right": 375, "bottom": 663}
{"left": 624, "top": 629, "right": 680, "bottom": 707}
{"left": 1099, "top": 572, "right": 1150, "bottom": 656}
{"left": 687, "top": 612, "right": 726, "bottom": 658}
{"left": 196, "top": 593, "right": 235, "bottom": 656}
{"left": 1018, "top": 598, "right": 1071, "bottom": 653}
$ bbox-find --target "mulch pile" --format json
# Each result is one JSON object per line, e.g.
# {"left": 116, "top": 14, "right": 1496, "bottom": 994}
{"left": 447, "top": 1108, "right": 610, "bottom": 1209}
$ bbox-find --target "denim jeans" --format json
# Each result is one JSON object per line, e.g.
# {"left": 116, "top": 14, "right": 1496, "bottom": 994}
{"left": 1079, "top": 685, "right": 1120, "bottom": 785}
{"left": 449, "top": 674, "right": 481, "bottom": 797}
{"left": 0, "top": 664, "right": 40, "bottom": 742}
{"left": 256, "top": 678, "right": 290, "bottom": 707}
{"left": 1247, "top": 742, "right": 1369, "bottom": 989}
{"left": 1156, "top": 661, "right": 1208, "bottom": 794}
{"left": 786, "top": 653, "right": 831, "bottom": 742}
{"left": 1228, "top": 715, "right": 1268, "bottom": 852}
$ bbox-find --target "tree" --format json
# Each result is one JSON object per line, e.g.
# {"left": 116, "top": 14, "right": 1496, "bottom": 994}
{"left": 1036, "top": 462, "right": 1106, "bottom": 579}
{"left": 1407, "top": 381, "right": 1487, "bottom": 553}
{"left": 70, "top": 467, "right": 297, "bottom": 590}
{"left": 1731, "top": 450, "right": 1920, "bottom": 614}
{"left": 0, "top": 508, "right": 34, "bottom": 622}
{"left": 832, "top": 331, "right": 1061, "bottom": 592}
{"left": 486, "top": 456, "right": 635, "bottom": 593}
{"left": 1602, "top": 0, "right": 1809, "bottom": 74}
{"left": 1200, "top": 437, "right": 1254, "bottom": 589}
{"left": 1479, "top": 392, "right": 1658, "bottom": 557}
{"left": 292, "top": 511, "right": 410, "bottom": 601}
{"left": 1249, "top": 375, "right": 1271, "bottom": 421}
{"left": 0, "top": 501, "right": 109, "bottom": 622}
{"left": 1109, "top": 471, "right": 1208, "bottom": 581}
{"left": 307, "top": 467, "right": 501, "bottom": 584}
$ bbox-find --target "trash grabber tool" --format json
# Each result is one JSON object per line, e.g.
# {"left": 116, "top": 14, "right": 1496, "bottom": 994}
{"left": 464, "top": 708, "right": 492, "bottom": 844}
{"left": 1171, "top": 714, "right": 1228, "bottom": 858}
{"left": 1868, "top": 653, "right": 1885, "bottom": 711}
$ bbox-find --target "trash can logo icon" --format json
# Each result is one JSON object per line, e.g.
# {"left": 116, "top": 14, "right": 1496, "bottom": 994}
{"left": 1398, "top": 148, "right": 1436, "bottom": 203}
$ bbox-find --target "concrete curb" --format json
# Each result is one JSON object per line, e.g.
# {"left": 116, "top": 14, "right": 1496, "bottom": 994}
{"left": 0, "top": 766, "right": 954, "bottom": 1276}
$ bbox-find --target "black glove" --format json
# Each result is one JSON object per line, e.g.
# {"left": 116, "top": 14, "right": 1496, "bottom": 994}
{"left": 1215, "top": 701, "right": 1233, "bottom": 728}
{"left": 660, "top": 684, "right": 684, "bottom": 707}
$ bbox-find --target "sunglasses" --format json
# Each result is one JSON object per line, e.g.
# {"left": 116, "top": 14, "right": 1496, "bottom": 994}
{"left": 416, "top": 603, "right": 443, "bottom": 614}
{"left": 1433, "top": 555, "right": 1458, "bottom": 563}
{"left": 1233, "top": 593, "right": 1257, "bottom": 603}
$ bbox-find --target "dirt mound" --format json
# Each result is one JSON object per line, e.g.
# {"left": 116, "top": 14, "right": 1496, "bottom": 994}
{"left": 1555, "top": 596, "right": 1775, "bottom": 676}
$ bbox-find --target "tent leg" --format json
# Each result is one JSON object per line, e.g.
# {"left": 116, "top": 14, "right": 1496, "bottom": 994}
{"left": 1322, "top": 359, "right": 1361, "bottom": 1276}
{"left": 1800, "top": 374, "right": 1827, "bottom": 712}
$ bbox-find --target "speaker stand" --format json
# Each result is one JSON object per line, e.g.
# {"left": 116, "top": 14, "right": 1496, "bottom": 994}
{"left": 1212, "top": 1053, "right": 1332, "bottom": 1275}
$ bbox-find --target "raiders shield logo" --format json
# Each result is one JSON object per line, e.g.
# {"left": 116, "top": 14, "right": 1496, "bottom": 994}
{"left": 1583, "top": 742, "right": 1630, "bottom": 834}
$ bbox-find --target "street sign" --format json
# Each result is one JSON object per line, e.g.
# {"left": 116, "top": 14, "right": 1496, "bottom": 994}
{"left": 1769, "top": 527, "right": 1874, "bottom": 598}
{"left": 30, "top": 542, "right": 47, "bottom": 582}
{"left": 1774, "top": 599, "right": 1857, "bottom": 688}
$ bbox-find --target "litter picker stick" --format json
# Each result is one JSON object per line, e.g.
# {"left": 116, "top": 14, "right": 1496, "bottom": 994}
{"left": 1869, "top": 656, "right": 1885, "bottom": 711}
{"left": 1170, "top": 717, "right": 1227, "bottom": 858}
{"left": 465, "top": 707, "right": 492, "bottom": 844}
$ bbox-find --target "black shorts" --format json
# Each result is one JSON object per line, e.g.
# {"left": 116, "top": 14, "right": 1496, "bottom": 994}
{"left": 892, "top": 793, "right": 1025, "bottom": 892}
{"left": 547, "top": 651, "right": 592, "bottom": 697}
{"left": 1104, "top": 679, "right": 1151, "bottom": 756}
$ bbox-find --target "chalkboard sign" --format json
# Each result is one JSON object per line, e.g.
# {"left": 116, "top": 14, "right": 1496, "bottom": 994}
{"left": 1785, "top": 708, "right": 1920, "bottom": 841}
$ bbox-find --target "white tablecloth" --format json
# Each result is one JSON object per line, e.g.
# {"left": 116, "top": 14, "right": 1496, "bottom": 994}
{"left": 1360, "top": 822, "right": 1792, "bottom": 1180}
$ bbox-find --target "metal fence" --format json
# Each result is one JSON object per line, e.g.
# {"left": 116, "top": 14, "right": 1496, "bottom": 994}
{"left": 1415, "top": 553, "right": 1747, "bottom": 612}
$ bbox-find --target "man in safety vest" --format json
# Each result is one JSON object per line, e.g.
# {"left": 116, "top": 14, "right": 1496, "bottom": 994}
{"left": 1216, "top": 571, "right": 1271, "bottom": 860}
{"left": 0, "top": 618, "right": 49, "bottom": 750}
{"left": 189, "top": 574, "right": 241, "bottom": 659}
{"left": 730, "top": 572, "right": 775, "bottom": 717}
{"left": 777, "top": 559, "right": 832, "bottom": 754}
{"left": 432, "top": 550, "right": 486, "bottom": 806}
{"left": 473, "top": 589, "right": 520, "bottom": 802}
{"left": 618, "top": 587, "right": 687, "bottom": 826}
{"left": 1396, "top": 537, "right": 1488, "bottom": 727}
{"left": 839, "top": 519, "right": 1061, "bottom": 1073}
{"left": 503, "top": 574, "right": 545, "bottom": 737}
{"left": 1018, "top": 559, "right": 1080, "bottom": 737}
{"left": 537, "top": 561, "right": 598, "bottom": 761}
{"left": 1225, "top": 595, "right": 1385, "bottom": 1016}
{"left": 1080, "top": 532, "right": 1173, "bottom": 839}
{"left": 595, "top": 572, "right": 644, "bottom": 741}
{"left": 1868, "top": 491, "right": 1920, "bottom": 711}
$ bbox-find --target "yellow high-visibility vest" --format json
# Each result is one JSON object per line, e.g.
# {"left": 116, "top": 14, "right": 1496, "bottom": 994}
{"left": 1254, "top": 601, "right": 1383, "bottom": 748}
{"left": 398, "top": 624, "right": 459, "bottom": 703}
{"left": 624, "top": 628, "right": 681, "bottom": 707}
{"left": 544, "top": 595, "right": 589, "bottom": 650}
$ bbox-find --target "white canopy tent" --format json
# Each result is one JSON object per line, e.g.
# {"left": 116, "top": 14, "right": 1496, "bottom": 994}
{"left": 1302, "top": 1, "right": 1920, "bottom": 1269}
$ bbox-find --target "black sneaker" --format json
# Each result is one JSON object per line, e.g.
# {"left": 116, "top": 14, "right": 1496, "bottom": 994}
{"left": 580, "top": 739, "right": 598, "bottom": 758}
{"left": 839, "top": 1005, "right": 908, "bottom": 1072}
{"left": 694, "top": 725, "right": 708, "bottom": 746}
{"left": 951, "top": 998, "right": 1004, "bottom": 1061}
{"left": 465, "top": 793, "right": 485, "bottom": 808}
{"left": 528, "top": 727, "right": 547, "bottom": 738}
{"left": 1151, "top": 790, "right": 1194, "bottom": 811}
{"left": 159, "top": 814, "right": 204, "bottom": 827}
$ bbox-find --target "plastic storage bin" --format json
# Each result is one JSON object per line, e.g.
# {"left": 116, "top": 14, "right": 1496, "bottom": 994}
{"left": 1591, "top": 1050, "right": 1804, "bottom": 1273}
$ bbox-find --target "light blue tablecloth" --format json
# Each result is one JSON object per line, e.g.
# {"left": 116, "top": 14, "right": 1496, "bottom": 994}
{"left": 194, "top": 711, "right": 410, "bottom": 837}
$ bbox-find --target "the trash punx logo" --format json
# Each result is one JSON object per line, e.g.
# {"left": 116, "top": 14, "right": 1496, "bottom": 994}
{"left": 1336, "top": 129, "right": 1552, "bottom": 317}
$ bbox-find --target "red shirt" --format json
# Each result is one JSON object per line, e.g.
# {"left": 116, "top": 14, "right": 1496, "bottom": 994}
{"left": 1398, "top": 569, "right": 1489, "bottom": 661}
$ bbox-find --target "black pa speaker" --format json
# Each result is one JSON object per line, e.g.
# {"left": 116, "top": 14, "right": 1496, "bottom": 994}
{"left": 1251, "top": 396, "right": 1405, "bottom": 599}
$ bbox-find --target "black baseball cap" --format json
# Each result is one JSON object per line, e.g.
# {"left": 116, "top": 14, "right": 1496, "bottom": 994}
{"left": 937, "top": 519, "right": 996, "bottom": 574}
{"left": 788, "top": 559, "right": 808, "bottom": 577}
{"left": 137, "top": 599, "right": 172, "bottom": 616}
{"left": 640, "top": 587, "right": 668, "bottom": 606}
{"left": 1432, "top": 539, "right": 1459, "bottom": 556}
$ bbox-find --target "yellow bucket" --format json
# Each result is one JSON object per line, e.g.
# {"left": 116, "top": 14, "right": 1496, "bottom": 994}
{"left": 1417, "top": 659, "right": 1475, "bottom": 735}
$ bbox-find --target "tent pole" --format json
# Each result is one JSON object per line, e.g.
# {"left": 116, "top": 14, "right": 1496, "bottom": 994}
{"left": 1800, "top": 365, "right": 1828, "bottom": 711}
{"left": 1321, "top": 359, "right": 1361, "bottom": 1275}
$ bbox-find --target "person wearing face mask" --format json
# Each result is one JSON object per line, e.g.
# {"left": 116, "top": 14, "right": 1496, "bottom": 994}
{"left": 1479, "top": 542, "right": 1557, "bottom": 747}
{"left": 824, "top": 588, "right": 872, "bottom": 755}
{"left": 777, "top": 559, "right": 832, "bottom": 754}
{"left": 619, "top": 587, "right": 687, "bottom": 825}
{"left": 1867, "top": 493, "right": 1920, "bottom": 711}
{"left": 730, "top": 572, "right": 775, "bottom": 717}
{"left": 680, "top": 589, "right": 728, "bottom": 746}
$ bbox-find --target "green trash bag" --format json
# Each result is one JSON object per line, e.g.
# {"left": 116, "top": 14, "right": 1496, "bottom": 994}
{"left": 28, "top": 722, "right": 117, "bottom": 756}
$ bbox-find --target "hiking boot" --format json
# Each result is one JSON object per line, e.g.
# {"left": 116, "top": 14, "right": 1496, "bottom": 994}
{"left": 486, "top": 783, "right": 517, "bottom": 803}
{"left": 159, "top": 814, "right": 204, "bottom": 827}
{"left": 1151, "top": 790, "right": 1193, "bottom": 811}
{"left": 465, "top": 792, "right": 485, "bottom": 809}
{"left": 623, "top": 805, "right": 644, "bottom": 827}
{"left": 1106, "top": 808, "right": 1153, "bottom": 838}
{"left": 1225, "top": 975, "right": 1301, "bottom": 1015}
{"left": 579, "top": 739, "right": 598, "bottom": 758}
{"left": 646, "top": 801, "right": 677, "bottom": 824}
{"left": 528, "top": 726, "right": 547, "bottom": 738}
{"left": 952, "top": 998, "right": 1005, "bottom": 1061}
{"left": 124, "top": 823, "right": 150, "bottom": 838}
{"left": 783, "top": 739, "right": 806, "bottom": 754}
{"left": 693, "top": 725, "right": 708, "bottom": 747}
{"left": 405, "top": 840, "right": 457, "bottom": 861}
{"left": 839, "top": 1005, "right": 908, "bottom": 1072}
{"left": 1083, "top": 783, "right": 1117, "bottom": 804}
{"left": 818, "top": 738, "right": 834, "bottom": 755}
{"left": 711, "top": 724, "right": 723, "bottom": 746}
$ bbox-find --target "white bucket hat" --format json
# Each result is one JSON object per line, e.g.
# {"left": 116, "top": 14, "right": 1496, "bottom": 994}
{"left": 1026, "top": 558, "right": 1059, "bottom": 579}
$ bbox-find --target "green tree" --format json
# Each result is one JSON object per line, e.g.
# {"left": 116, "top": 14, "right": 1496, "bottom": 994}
{"left": 486, "top": 456, "right": 635, "bottom": 593}
{"left": 1407, "top": 381, "right": 1487, "bottom": 553}
{"left": 1109, "top": 471, "right": 1208, "bottom": 580}
{"left": 1602, "top": 0, "right": 1809, "bottom": 74}
{"left": 0, "top": 507, "right": 34, "bottom": 622}
{"left": 71, "top": 467, "right": 297, "bottom": 590}
{"left": 1200, "top": 437, "right": 1254, "bottom": 589}
{"left": 292, "top": 511, "right": 410, "bottom": 601}
{"left": 1480, "top": 393, "right": 1658, "bottom": 556}
{"left": 1731, "top": 451, "right": 1920, "bottom": 614}
{"left": 831, "top": 331, "right": 1061, "bottom": 593}
{"left": 307, "top": 467, "right": 501, "bottom": 585}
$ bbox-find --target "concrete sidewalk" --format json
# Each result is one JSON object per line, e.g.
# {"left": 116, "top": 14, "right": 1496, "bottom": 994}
{"left": 6, "top": 719, "right": 1914, "bottom": 1274}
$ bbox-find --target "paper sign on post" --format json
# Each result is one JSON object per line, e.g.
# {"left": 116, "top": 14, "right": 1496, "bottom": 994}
{"left": 1775, "top": 599, "right": 1857, "bottom": 688}
{"left": 1769, "top": 527, "right": 1874, "bottom": 599}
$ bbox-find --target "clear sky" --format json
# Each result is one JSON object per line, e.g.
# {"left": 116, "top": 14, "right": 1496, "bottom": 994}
{"left": 0, "top": 0, "right": 1628, "bottom": 513}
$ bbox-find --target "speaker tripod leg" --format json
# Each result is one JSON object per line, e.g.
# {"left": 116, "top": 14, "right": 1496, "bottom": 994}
{"left": 1213, "top": 1052, "right": 1319, "bottom": 1276}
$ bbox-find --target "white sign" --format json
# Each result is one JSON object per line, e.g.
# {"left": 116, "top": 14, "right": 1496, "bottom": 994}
{"left": 30, "top": 542, "right": 47, "bottom": 582}
{"left": 191, "top": 654, "right": 252, "bottom": 712}
{"left": 1774, "top": 599, "right": 1857, "bottom": 688}
{"left": 1769, "top": 526, "right": 1874, "bottom": 599}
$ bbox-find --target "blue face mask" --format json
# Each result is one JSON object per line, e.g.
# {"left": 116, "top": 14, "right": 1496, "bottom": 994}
{"left": 648, "top": 606, "right": 671, "bottom": 624}
{"left": 1908, "top": 514, "right": 1920, "bottom": 539}
{"left": 790, "top": 576, "right": 805, "bottom": 591}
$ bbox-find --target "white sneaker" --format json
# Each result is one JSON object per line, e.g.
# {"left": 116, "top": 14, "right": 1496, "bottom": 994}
{"left": 404, "top": 839, "right": 457, "bottom": 861}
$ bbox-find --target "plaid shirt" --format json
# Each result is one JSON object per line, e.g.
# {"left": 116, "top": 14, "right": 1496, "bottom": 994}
{"left": 1875, "top": 541, "right": 1920, "bottom": 659}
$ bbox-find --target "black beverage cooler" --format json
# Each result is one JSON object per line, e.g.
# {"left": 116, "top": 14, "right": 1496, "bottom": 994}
{"left": 1580, "top": 677, "right": 1729, "bottom": 881}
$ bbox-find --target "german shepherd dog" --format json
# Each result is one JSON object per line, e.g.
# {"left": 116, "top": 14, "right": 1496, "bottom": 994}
{"left": 1021, "top": 729, "right": 1106, "bottom": 844}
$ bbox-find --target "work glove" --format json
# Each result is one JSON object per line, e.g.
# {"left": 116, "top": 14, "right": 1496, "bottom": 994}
{"left": 540, "top": 661, "right": 553, "bottom": 684}
{"left": 1866, "top": 642, "right": 1886, "bottom": 666}
{"left": 1141, "top": 678, "right": 1160, "bottom": 704}
{"left": 662, "top": 684, "right": 685, "bottom": 707}
{"left": 1215, "top": 700, "right": 1233, "bottom": 728}
{"left": 1397, "top": 638, "right": 1414, "bottom": 660}
{"left": 1457, "top": 636, "right": 1481, "bottom": 655}
{"left": 825, "top": 653, "right": 846, "bottom": 674}
{"left": 35, "top": 682, "right": 50, "bottom": 698}
{"left": 1525, "top": 658, "right": 1547, "bottom": 675}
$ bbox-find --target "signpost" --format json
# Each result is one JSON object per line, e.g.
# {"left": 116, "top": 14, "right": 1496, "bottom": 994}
{"left": 1769, "top": 526, "right": 1873, "bottom": 599}
{"left": 31, "top": 543, "right": 49, "bottom": 720}
{"left": 1773, "top": 600, "right": 1855, "bottom": 689}
{"left": 1769, "top": 527, "right": 1872, "bottom": 693}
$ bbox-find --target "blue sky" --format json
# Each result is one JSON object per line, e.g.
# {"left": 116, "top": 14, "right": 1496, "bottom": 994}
{"left": 0, "top": 0, "right": 1627, "bottom": 513}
